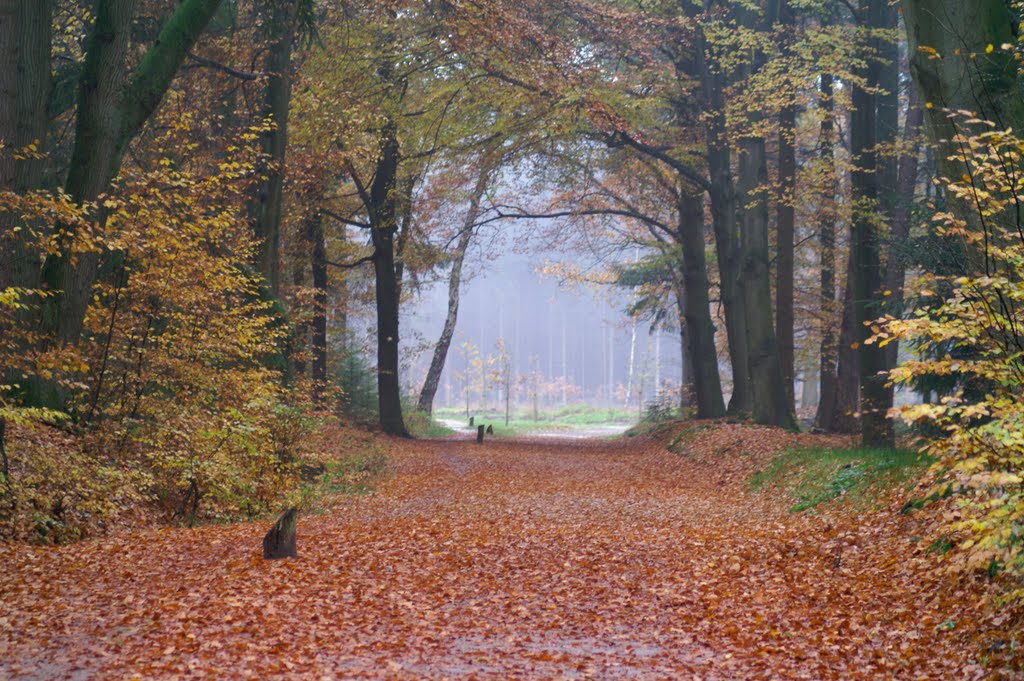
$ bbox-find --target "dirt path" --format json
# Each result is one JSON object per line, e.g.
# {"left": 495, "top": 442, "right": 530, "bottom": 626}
{"left": 0, "top": 433, "right": 996, "bottom": 679}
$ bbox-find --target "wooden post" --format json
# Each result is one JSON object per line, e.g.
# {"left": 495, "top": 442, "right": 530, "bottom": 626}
{"left": 263, "top": 507, "right": 298, "bottom": 559}
{"left": 469, "top": 416, "right": 474, "bottom": 427}
{"left": 486, "top": 425, "right": 493, "bottom": 435}
{"left": 476, "top": 425, "right": 485, "bottom": 443}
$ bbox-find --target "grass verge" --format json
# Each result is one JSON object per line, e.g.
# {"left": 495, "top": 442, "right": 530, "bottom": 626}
{"left": 405, "top": 410, "right": 456, "bottom": 438}
{"left": 750, "top": 445, "right": 931, "bottom": 513}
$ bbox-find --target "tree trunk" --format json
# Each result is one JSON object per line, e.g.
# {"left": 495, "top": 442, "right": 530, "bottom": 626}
{"left": 417, "top": 170, "right": 488, "bottom": 415}
{"left": 309, "top": 212, "right": 328, "bottom": 403}
{"left": 700, "top": 30, "right": 751, "bottom": 415}
{"left": 903, "top": 0, "right": 1024, "bottom": 202}
{"left": 851, "top": 0, "right": 894, "bottom": 447}
{"left": 829, "top": 253, "right": 862, "bottom": 433}
{"left": 738, "top": 132, "right": 796, "bottom": 429}
{"left": 369, "top": 120, "right": 408, "bottom": 437}
{"left": 883, "top": 87, "right": 925, "bottom": 370}
{"left": 0, "top": 0, "right": 51, "bottom": 313}
{"left": 40, "top": 0, "right": 225, "bottom": 347}
{"left": 775, "top": 0, "right": 797, "bottom": 408}
{"left": 815, "top": 74, "right": 841, "bottom": 431}
{"left": 251, "top": 0, "right": 298, "bottom": 297}
{"left": 677, "top": 192, "right": 726, "bottom": 418}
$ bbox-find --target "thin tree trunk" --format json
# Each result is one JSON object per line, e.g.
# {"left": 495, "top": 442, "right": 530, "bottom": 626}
{"left": 309, "top": 212, "right": 328, "bottom": 403}
{"left": 417, "top": 170, "right": 488, "bottom": 415}
{"left": 815, "top": 74, "right": 840, "bottom": 430}
{"left": 677, "top": 192, "right": 726, "bottom": 418}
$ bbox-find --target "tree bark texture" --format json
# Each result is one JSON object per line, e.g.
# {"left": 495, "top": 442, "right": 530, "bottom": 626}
{"left": 815, "top": 74, "right": 841, "bottom": 430}
{"left": 0, "top": 0, "right": 51, "bottom": 297}
{"left": 251, "top": 0, "right": 298, "bottom": 297}
{"left": 883, "top": 87, "right": 925, "bottom": 370}
{"left": 903, "top": 0, "right": 1024, "bottom": 198}
{"left": 40, "top": 0, "right": 225, "bottom": 347}
{"left": 369, "top": 120, "right": 409, "bottom": 437}
{"left": 851, "top": 0, "right": 894, "bottom": 447}
{"left": 677, "top": 192, "right": 726, "bottom": 418}
{"left": 700, "top": 29, "right": 751, "bottom": 416}
{"left": 775, "top": 0, "right": 797, "bottom": 408}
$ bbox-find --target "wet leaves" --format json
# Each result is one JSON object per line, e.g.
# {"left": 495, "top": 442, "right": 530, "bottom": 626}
{"left": 0, "top": 424, "right": 1018, "bottom": 678}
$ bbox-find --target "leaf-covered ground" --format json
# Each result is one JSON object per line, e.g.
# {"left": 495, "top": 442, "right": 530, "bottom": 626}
{"left": 0, "top": 424, "right": 1017, "bottom": 679}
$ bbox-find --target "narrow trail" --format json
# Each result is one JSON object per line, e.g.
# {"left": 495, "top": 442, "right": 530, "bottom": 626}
{"left": 0, "top": 432, "right": 993, "bottom": 679}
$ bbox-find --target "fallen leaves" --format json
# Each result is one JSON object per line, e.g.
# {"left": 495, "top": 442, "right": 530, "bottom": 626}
{"left": 0, "top": 424, "right": 1019, "bottom": 679}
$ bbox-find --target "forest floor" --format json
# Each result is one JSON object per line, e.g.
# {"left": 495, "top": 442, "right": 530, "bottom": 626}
{"left": 1, "top": 423, "right": 1020, "bottom": 679}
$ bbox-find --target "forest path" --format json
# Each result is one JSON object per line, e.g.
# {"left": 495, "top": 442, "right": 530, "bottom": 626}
{"left": 0, "top": 433, "right": 989, "bottom": 679}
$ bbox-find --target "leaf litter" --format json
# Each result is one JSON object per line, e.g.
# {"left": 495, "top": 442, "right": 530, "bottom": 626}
{"left": 0, "top": 422, "right": 1019, "bottom": 679}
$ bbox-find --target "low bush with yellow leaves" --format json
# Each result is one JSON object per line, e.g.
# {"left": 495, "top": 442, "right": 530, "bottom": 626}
{"left": 877, "top": 122, "right": 1024, "bottom": 602}
{"left": 0, "top": 120, "right": 315, "bottom": 540}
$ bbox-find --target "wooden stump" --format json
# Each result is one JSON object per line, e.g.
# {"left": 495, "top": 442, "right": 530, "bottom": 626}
{"left": 469, "top": 416, "right": 475, "bottom": 427}
{"left": 263, "top": 507, "right": 298, "bottom": 560}
{"left": 476, "top": 425, "right": 485, "bottom": 443}
{"left": 486, "top": 425, "right": 494, "bottom": 435}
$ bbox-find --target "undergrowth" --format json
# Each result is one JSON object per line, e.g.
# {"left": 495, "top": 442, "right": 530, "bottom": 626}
{"left": 750, "top": 446, "right": 930, "bottom": 513}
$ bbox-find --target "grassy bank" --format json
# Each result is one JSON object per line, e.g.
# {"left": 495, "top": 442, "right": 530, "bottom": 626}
{"left": 750, "top": 445, "right": 930, "bottom": 513}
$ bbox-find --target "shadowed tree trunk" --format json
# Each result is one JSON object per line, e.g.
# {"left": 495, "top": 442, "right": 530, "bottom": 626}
{"left": 677, "top": 192, "right": 726, "bottom": 418}
{"left": 38, "top": 0, "right": 225, "bottom": 349}
{"left": 851, "top": 0, "right": 894, "bottom": 447}
{"left": 699, "top": 29, "right": 751, "bottom": 416}
{"left": 0, "top": 0, "right": 51, "bottom": 295}
{"left": 417, "top": 170, "right": 488, "bottom": 416}
{"left": 250, "top": 0, "right": 299, "bottom": 297}
{"left": 22, "top": 0, "right": 223, "bottom": 410}
{"left": 308, "top": 212, "right": 328, "bottom": 403}
{"left": 734, "top": 2, "right": 796, "bottom": 429}
{"left": 883, "top": 88, "right": 925, "bottom": 370}
{"left": 368, "top": 120, "right": 408, "bottom": 437}
{"left": 775, "top": 0, "right": 796, "bottom": 408}
{"left": 903, "top": 0, "right": 1024, "bottom": 199}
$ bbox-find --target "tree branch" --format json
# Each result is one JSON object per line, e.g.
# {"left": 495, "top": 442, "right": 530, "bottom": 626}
{"left": 186, "top": 52, "right": 262, "bottom": 81}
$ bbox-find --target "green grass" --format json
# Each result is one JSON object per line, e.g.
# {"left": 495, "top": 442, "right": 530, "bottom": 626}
{"left": 750, "top": 445, "right": 931, "bottom": 513}
{"left": 297, "top": 448, "right": 389, "bottom": 513}
{"left": 434, "top": 404, "right": 636, "bottom": 429}
{"left": 404, "top": 409, "right": 455, "bottom": 438}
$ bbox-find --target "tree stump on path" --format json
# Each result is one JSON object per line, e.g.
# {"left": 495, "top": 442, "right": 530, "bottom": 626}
{"left": 476, "top": 425, "right": 485, "bottom": 443}
{"left": 486, "top": 425, "right": 494, "bottom": 435}
{"left": 469, "top": 416, "right": 475, "bottom": 427}
{"left": 263, "top": 507, "right": 298, "bottom": 559}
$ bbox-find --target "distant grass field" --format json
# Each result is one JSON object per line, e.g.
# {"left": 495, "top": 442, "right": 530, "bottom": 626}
{"left": 433, "top": 404, "right": 637, "bottom": 436}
